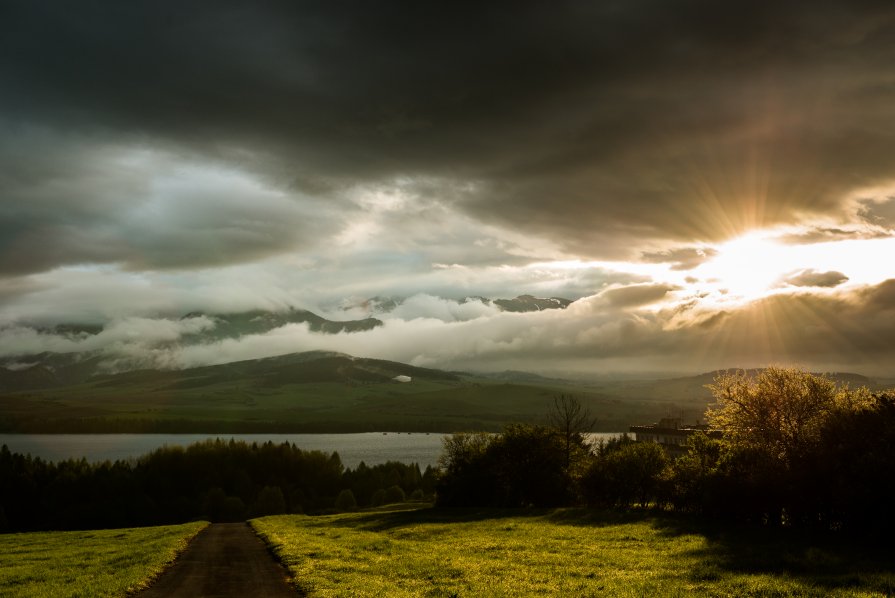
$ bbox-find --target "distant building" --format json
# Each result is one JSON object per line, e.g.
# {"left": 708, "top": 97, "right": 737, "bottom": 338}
{"left": 393, "top": 375, "right": 412, "bottom": 383}
{"left": 629, "top": 418, "right": 720, "bottom": 456}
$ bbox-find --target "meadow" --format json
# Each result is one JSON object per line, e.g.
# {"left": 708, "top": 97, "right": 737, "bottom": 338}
{"left": 253, "top": 505, "right": 895, "bottom": 597}
{"left": 0, "top": 521, "right": 207, "bottom": 598}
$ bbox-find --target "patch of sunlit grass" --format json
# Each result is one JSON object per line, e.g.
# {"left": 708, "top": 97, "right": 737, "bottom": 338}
{"left": 0, "top": 521, "right": 208, "bottom": 598}
{"left": 253, "top": 506, "right": 895, "bottom": 597}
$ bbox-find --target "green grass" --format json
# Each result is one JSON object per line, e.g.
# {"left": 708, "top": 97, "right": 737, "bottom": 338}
{"left": 253, "top": 506, "right": 895, "bottom": 597}
{"left": 0, "top": 521, "right": 208, "bottom": 598}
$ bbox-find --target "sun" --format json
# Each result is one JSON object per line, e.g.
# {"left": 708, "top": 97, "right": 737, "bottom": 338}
{"left": 695, "top": 232, "right": 794, "bottom": 300}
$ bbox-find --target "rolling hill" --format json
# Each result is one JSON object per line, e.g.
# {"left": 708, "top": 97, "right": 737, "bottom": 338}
{"left": 0, "top": 342, "right": 886, "bottom": 434}
{"left": 0, "top": 350, "right": 697, "bottom": 433}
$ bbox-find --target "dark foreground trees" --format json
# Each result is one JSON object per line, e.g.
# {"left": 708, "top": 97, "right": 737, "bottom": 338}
{"left": 694, "top": 367, "right": 893, "bottom": 529}
{"left": 437, "top": 371, "right": 895, "bottom": 534}
{"left": 436, "top": 425, "right": 574, "bottom": 507}
{"left": 0, "top": 439, "right": 436, "bottom": 532}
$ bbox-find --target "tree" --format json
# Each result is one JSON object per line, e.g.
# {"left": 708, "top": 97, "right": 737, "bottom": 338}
{"left": 436, "top": 425, "right": 572, "bottom": 507}
{"left": 706, "top": 367, "right": 847, "bottom": 466}
{"left": 335, "top": 489, "right": 357, "bottom": 511}
{"left": 253, "top": 486, "right": 286, "bottom": 517}
{"left": 486, "top": 424, "right": 571, "bottom": 507}
{"left": 435, "top": 432, "right": 495, "bottom": 506}
{"left": 704, "top": 366, "right": 880, "bottom": 527}
{"left": 583, "top": 441, "right": 669, "bottom": 507}
{"left": 384, "top": 485, "right": 406, "bottom": 504}
{"left": 814, "top": 392, "right": 895, "bottom": 532}
{"left": 548, "top": 394, "right": 597, "bottom": 470}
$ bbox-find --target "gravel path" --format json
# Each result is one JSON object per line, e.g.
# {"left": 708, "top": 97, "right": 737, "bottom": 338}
{"left": 136, "top": 523, "right": 297, "bottom": 597}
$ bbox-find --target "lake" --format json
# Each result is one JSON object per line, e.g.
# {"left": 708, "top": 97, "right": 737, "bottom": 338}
{"left": 0, "top": 432, "right": 623, "bottom": 469}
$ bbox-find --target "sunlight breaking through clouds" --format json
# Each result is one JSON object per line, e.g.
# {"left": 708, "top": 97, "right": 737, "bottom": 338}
{"left": 4, "top": 2, "right": 895, "bottom": 375}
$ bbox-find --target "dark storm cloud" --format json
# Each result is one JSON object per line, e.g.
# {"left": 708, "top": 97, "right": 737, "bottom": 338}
{"left": 0, "top": 126, "right": 339, "bottom": 274}
{"left": 4, "top": 0, "right": 895, "bottom": 274}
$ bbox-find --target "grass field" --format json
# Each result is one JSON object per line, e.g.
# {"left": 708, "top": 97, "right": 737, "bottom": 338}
{"left": 0, "top": 521, "right": 207, "bottom": 598}
{"left": 253, "top": 506, "right": 895, "bottom": 597}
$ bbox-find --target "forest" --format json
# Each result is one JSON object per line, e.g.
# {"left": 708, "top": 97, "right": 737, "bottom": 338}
{"left": 0, "top": 439, "right": 436, "bottom": 532}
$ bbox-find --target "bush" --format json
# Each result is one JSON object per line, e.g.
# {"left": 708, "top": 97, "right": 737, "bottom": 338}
{"left": 370, "top": 488, "right": 387, "bottom": 506}
{"left": 584, "top": 441, "right": 669, "bottom": 507}
{"left": 384, "top": 485, "right": 406, "bottom": 504}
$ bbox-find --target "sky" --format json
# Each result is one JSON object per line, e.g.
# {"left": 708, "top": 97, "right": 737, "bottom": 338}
{"left": 2, "top": 1, "right": 895, "bottom": 376}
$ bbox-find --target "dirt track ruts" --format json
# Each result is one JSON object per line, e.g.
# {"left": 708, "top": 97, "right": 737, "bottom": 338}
{"left": 136, "top": 522, "right": 297, "bottom": 597}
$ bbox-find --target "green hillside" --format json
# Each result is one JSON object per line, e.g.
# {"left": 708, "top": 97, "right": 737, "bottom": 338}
{"left": 0, "top": 352, "right": 710, "bottom": 433}
{"left": 3, "top": 351, "right": 878, "bottom": 434}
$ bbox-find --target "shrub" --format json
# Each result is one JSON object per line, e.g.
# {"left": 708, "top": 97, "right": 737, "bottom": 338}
{"left": 583, "top": 441, "right": 669, "bottom": 507}
{"left": 384, "top": 485, "right": 406, "bottom": 504}
{"left": 371, "top": 488, "right": 387, "bottom": 506}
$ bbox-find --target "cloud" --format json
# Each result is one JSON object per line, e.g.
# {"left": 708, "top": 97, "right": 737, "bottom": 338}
{"left": 0, "top": 253, "right": 651, "bottom": 326}
{"left": 857, "top": 195, "right": 895, "bottom": 228}
{"left": 777, "top": 226, "right": 892, "bottom": 245}
{"left": 386, "top": 294, "right": 501, "bottom": 322}
{"left": 781, "top": 269, "right": 849, "bottom": 288}
{"left": 127, "top": 279, "right": 895, "bottom": 377}
{"left": 4, "top": 3, "right": 895, "bottom": 377}
{"left": 0, "top": 129, "right": 341, "bottom": 275}
{"left": 0, "top": 315, "right": 215, "bottom": 359}
{"left": 3, "top": 1, "right": 895, "bottom": 270}
{"left": 598, "top": 284, "right": 677, "bottom": 308}
{"left": 5, "top": 278, "right": 895, "bottom": 378}
{"left": 641, "top": 247, "right": 718, "bottom": 270}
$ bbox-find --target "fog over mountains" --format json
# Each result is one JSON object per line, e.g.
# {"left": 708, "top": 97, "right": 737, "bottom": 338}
{"left": 0, "top": 295, "right": 575, "bottom": 383}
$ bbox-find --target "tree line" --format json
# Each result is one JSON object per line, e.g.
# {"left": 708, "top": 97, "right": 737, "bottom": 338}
{"left": 436, "top": 368, "right": 895, "bottom": 533}
{"left": 0, "top": 438, "right": 436, "bottom": 532}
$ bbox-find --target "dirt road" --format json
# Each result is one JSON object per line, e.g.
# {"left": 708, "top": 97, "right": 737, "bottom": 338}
{"left": 136, "top": 523, "right": 297, "bottom": 597}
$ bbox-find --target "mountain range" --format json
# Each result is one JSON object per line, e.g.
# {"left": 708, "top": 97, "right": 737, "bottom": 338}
{"left": 0, "top": 294, "right": 575, "bottom": 388}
